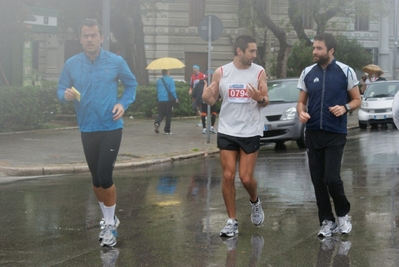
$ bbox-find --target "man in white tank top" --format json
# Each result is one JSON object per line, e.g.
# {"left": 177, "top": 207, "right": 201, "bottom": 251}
{"left": 202, "top": 35, "right": 269, "bottom": 238}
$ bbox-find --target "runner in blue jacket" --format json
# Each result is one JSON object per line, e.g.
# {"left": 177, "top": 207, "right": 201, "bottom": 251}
{"left": 57, "top": 19, "right": 137, "bottom": 247}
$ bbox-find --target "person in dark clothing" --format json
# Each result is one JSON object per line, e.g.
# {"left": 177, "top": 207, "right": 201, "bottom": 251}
{"left": 296, "top": 33, "right": 361, "bottom": 238}
{"left": 154, "top": 69, "right": 178, "bottom": 135}
{"left": 375, "top": 70, "right": 386, "bottom": 81}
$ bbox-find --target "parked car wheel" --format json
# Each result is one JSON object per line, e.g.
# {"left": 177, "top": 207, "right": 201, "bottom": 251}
{"left": 359, "top": 121, "right": 367, "bottom": 129}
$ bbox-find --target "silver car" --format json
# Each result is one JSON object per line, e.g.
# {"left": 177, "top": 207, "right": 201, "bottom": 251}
{"left": 358, "top": 80, "right": 399, "bottom": 129}
{"left": 261, "top": 78, "right": 305, "bottom": 149}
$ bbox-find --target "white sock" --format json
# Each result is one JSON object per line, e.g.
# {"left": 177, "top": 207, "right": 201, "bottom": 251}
{"left": 98, "top": 202, "right": 106, "bottom": 218}
{"left": 104, "top": 204, "right": 116, "bottom": 226}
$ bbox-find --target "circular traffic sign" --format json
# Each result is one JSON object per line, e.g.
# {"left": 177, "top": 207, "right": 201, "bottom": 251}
{"left": 198, "top": 15, "right": 223, "bottom": 41}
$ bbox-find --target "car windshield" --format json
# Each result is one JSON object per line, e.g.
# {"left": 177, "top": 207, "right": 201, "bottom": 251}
{"left": 267, "top": 80, "right": 299, "bottom": 102}
{"left": 364, "top": 83, "right": 399, "bottom": 99}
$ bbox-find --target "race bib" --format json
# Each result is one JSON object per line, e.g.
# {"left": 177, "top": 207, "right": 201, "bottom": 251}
{"left": 227, "top": 84, "right": 250, "bottom": 103}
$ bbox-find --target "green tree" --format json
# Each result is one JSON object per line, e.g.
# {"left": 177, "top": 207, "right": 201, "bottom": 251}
{"left": 240, "top": 0, "right": 377, "bottom": 78}
{"left": 286, "top": 35, "right": 372, "bottom": 77}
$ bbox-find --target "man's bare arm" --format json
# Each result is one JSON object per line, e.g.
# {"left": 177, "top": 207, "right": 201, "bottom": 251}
{"left": 202, "top": 67, "right": 221, "bottom": 106}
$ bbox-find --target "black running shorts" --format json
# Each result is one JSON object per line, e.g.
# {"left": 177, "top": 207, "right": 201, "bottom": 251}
{"left": 217, "top": 132, "right": 260, "bottom": 154}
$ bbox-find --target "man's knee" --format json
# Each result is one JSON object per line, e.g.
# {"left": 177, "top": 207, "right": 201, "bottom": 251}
{"left": 240, "top": 175, "right": 255, "bottom": 187}
{"left": 222, "top": 171, "right": 236, "bottom": 183}
{"left": 101, "top": 180, "right": 114, "bottom": 189}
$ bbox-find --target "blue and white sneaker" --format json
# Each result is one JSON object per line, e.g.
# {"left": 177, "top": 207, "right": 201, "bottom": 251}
{"left": 100, "top": 225, "right": 118, "bottom": 247}
{"left": 318, "top": 220, "right": 339, "bottom": 237}
{"left": 220, "top": 218, "right": 239, "bottom": 237}
{"left": 99, "top": 216, "right": 120, "bottom": 241}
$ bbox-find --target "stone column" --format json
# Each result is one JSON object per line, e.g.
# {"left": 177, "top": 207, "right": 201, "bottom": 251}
{"left": 379, "top": 5, "right": 392, "bottom": 78}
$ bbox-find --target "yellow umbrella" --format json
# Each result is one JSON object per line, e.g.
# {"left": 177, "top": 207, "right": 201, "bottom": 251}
{"left": 362, "top": 64, "right": 383, "bottom": 75}
{"left": 146, "top": 57, "right": 185, "bottom": 70}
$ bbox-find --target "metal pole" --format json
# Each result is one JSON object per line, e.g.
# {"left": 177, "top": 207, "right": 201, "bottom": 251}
{"left": 394, "top": 0, "right": 398, "bottom": 79}
{"left": 206, "top": 15, "right": 212, "bottom": 143}
{"left": 102, "top": 0, "right": 111, "bottom": 51}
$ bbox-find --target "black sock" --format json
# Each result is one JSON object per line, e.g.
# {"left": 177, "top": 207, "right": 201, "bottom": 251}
{"left": 250, "top": 197, "right": 259, "bottom": 204}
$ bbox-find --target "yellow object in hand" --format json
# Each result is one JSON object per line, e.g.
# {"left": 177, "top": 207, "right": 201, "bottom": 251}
{"left": 71, "top": 87, "right": 81, "bottom": 101}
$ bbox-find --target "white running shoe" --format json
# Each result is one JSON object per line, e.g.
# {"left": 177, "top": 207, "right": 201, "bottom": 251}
{"left": 202, "top": 128, "right": 207, "bottom": 134}
{"left": 318, "top": 219, "right": 339, "bottom": 237}
{"left": 338, "top": 214, "right": 352, "bottom": 234}
{"left": 250, "top": 198, "right": 264, "bottom": 226}
{"left": 220, "top": 218, "right": 239, "bottom": 237}
{"left": 99, "top": 216, "right": 120, "bottom": 241}
{"left": 101, "top": 225, "right": 118, "bottom": 247}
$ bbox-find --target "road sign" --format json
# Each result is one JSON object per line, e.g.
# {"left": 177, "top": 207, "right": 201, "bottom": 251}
{"left": 198, "top": 15, "right": 223, "bottom": 41}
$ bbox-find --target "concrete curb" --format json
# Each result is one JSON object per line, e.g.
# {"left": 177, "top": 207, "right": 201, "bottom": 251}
{"left": 0, "top": 148, "right": 220, "bottom": 177}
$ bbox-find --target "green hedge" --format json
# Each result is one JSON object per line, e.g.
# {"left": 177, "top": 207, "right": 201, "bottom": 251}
{"left": 0, "top": 81, "right": 202, "bottom": 132}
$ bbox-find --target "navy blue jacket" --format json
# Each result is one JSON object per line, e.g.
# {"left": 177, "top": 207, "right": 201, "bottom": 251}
{"left": 298, "top": 59, "right": 359, "bottom": 134}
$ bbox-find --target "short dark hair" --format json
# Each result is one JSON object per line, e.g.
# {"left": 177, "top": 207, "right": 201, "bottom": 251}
{"left": 233, "top": 35, "right": 257, "bottom": 56}
{"left": 78, "top": 19, "right": 103, "bottom": 36}
{"left": 314, "top": 33, "right": 337, "bottom": 55}
{"left": 162, "top": 69, "right": 168, "bottom": 75}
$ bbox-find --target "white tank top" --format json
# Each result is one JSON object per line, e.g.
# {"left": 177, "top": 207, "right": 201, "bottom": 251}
{"left": 218, "top": 62, "right": 265, "bottom": 137}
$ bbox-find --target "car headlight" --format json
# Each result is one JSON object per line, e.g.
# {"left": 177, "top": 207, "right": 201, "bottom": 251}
{"left": 281, "top": 107, "right": 297, "bottom": 120}
{"left": 361, "top": 102, "right": 368, "bottom": 108}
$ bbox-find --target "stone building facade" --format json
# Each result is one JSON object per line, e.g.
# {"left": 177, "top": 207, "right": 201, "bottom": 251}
{"left": 5, "top": 0, "right": 396, "bottom": 86}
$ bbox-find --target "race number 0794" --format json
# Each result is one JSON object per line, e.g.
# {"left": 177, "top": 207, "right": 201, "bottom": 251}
{"left": 228, "top": 89, "right": 248, "bottom": 98}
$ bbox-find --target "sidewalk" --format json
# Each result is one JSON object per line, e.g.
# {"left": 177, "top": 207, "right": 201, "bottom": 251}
{"left": 0, "top": 111, "right": 359, "bottom": 177}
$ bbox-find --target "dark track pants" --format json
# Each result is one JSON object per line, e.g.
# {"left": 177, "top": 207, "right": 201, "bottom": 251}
{"left": 154, "top": 101, "right": 173, "bottom": 133}
{"left": 305, "top": 130, "right": 351, "bottom": 225}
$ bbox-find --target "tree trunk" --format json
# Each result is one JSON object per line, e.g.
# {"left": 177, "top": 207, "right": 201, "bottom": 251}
{"left": 112, "top": 0, "right": 149, "bottom": 86}
{"left": 253, "top": 0, "right": 291, "bottom": 78}
{"left": 287, "top": 0, "right": 312, "bottom": 46}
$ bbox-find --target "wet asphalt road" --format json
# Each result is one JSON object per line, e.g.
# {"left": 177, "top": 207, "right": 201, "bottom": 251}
{"left": 1, "top": 127, "right": 399, "bottom": 266}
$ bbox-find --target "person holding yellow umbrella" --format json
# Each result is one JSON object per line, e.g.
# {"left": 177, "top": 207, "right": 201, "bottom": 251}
{"left": 146, "top": 58, "right": 184, "bottom": 134}
{"left": 153, "top": 69, "right": 178, "bottom": 135}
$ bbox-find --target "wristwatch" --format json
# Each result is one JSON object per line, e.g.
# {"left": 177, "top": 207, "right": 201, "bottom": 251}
{"left": 257, "top": 97, "right": 265, "bottom": 104}
{"left": 344, "top": 104, "right": 351, "bottom": 112}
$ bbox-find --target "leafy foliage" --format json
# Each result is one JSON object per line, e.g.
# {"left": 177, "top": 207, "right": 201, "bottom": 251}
{"left": 286, "top": 35, "right": 372, "bottom": 77}
{"left": 334, "top": 35, "right": 372, "bottom": 70}
{"left": 0, "top": 85, "right": 56, "bottom": 132}
{"left": 0, "top": 80, "right": 200, "bottom": 132}
{"left": 286, "top": 41, "right": 313, "bottom": 77}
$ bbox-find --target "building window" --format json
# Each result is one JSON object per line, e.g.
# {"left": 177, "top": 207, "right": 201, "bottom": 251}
{"left": 355, "top": 15, "right": 369, "bottom": 31}
{"left": 301, "top": 1, "right": 313, "bottom": 29}
{"left": 355, "top": 3, "right": 369, "bottom": 31}
{"left": 189, "top": 0, "right": 205, "bottom": 27}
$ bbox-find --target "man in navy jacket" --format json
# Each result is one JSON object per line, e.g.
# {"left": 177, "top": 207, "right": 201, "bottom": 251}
{"left": 297, "top": 33, "right": 361, "bottom": 238}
